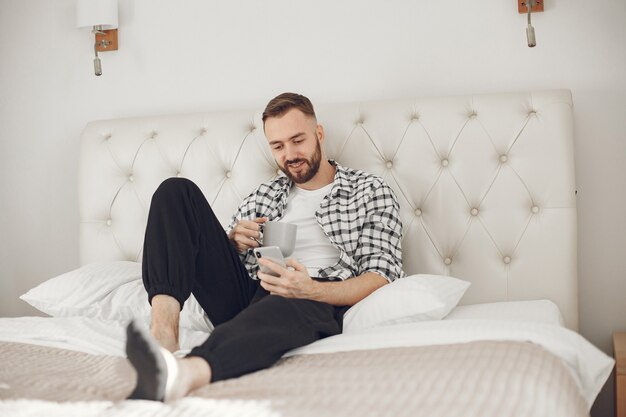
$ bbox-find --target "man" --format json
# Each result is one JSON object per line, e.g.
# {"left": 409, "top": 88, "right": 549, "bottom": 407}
{"left": 126, "top": 92, "right": 404, "bottom": 401}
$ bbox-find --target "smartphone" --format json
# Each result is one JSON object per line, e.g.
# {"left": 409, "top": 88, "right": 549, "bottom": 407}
{"left": 253, "top": 246, "right": 286, "bottom": 277}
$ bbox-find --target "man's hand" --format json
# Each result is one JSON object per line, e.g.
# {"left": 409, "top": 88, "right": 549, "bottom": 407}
{"left": 229, "top": 217, "right": 267, "bottom": 253}
{"left": 257, "top": 258, "right": 319, "bottom": 299}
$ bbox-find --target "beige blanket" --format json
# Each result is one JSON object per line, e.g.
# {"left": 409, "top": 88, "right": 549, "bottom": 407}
{"left": 0, "top": 340, "right": 588, "bottom": 417}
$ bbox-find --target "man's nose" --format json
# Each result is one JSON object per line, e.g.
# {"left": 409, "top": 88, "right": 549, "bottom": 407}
{"left": 284, "top": 145, "right": 297, "bottom": 161}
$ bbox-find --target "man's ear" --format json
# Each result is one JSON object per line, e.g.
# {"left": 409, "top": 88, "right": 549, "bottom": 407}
{"left": 316, "top": 124, "right": 325, "bottom": 144}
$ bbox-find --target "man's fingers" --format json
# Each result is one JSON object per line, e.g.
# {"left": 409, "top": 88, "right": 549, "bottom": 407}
{"left": 257, "top": 271, "right": 282, "bottom": 285}
{"left": 240, "top": 228, "right": 262, "bottom": 240}
{"left": 258, "top": 273, "right": 287, "bottom": 297}
{"left": 235, "top": 236, "right": 260, "bottom": 250}
{"left": 231, "top": 231, "right": 257, "bottom": 251}
{"left": 233, "top": 224, "right": 262, "bottom": 240}
{"left": 236, "top": 220, "right": 262, "bottom": 233}
{"left": 230, "top": 218, "right": 268, "bottom": 252}
{"left": 230, "top": 218, "right": 266, "bottom": 253}
{"left": 239, "top": 217, "right": 267, "bottom": 230}
{"left": 257, "top": 258, "right": 284, "bottom": 276}
{"left": 259, "top": 279, "right": 282, "bottom": 295}
{"left": 285, "top": 258, "right": 306, "bottom": 272}
{"left": 237, "top": 218, "right": 269, "bottom": 237}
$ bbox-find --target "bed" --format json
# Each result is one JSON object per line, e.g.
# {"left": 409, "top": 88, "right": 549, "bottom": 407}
{"left": 0, "top": 89, "right": 614, "bottom": 416}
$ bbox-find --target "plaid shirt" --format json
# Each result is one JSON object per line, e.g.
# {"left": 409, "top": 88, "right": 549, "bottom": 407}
{"left": 227, "top": 161, "right": 405, "bottom": 282}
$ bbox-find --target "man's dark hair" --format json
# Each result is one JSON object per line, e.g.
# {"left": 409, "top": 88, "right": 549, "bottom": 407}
{"left": 262, "top": 92, "right": 316, "bottom": 125}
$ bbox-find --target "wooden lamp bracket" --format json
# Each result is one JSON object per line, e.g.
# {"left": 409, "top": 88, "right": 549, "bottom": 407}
{"left": 518, "top": 0, "right": 544, "bottom": 14}
{"left": 95, "top": 29, "right": 118, "bottom": 52}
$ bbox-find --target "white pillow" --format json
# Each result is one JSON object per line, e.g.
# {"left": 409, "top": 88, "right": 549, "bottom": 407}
{"left": 342, "top": 274, "right": 470, "bottom": 333}
{"left": 445, "top": 300, "right": 565, "bottom": 326}
{"left": 20, "top": 261, "right": 213, "bottom": 332}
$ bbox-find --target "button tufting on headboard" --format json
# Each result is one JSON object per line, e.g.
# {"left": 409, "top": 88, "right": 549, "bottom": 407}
{"left": 79, "top": 89, "right": 578, "bottom": 329}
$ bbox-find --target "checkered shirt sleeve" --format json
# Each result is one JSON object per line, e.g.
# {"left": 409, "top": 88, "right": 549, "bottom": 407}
{"left": 353, "top": 180, "right": 404, "bottom": 282}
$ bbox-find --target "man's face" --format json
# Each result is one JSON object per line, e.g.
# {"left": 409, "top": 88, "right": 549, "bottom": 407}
{"left": 264, "top": 109, "right": 323, "bottom": 184}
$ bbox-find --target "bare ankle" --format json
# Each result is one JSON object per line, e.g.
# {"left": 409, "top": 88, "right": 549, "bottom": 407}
{"left": 151, "top": 326, "right": 179, "bottom": 352}
{"left": 179, "top": 357, "right": 212, "bottom": 395}
{"left": 151, "top": 294, "right": 181, "bottom": 352}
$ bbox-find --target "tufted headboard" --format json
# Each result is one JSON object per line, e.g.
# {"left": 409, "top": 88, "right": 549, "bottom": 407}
{"left": 79, "top": 89, "right": 577, "bottom": 329}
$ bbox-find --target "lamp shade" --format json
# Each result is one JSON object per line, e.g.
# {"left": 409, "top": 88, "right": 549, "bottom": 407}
{"left": 76, "top": 0, "right": 118, "bottom": 29}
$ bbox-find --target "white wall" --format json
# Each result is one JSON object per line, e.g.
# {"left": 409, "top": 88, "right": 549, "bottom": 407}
{"left": 1, "top": 1, "right": 624, "bottom": 415}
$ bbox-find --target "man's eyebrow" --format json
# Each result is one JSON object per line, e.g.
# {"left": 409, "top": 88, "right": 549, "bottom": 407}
{"left": 269, "top": 132, "right": 305, "bottom": 146}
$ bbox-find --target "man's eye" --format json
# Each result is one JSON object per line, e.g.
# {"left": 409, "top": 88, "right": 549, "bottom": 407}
{"left": 273, "top": 146, "right": 283, "bottom": 151}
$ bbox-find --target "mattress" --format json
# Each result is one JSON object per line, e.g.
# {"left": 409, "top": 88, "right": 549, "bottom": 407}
{"left": 0, "top": 313, "right": 614, "bottom": 417}
{"left": 0, "top": 339, "right": 588, "bottom": 417}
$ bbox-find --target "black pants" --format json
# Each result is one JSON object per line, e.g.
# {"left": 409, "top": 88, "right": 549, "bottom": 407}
{"left": 142, "top": 177, "right": 347, "bottom": 382}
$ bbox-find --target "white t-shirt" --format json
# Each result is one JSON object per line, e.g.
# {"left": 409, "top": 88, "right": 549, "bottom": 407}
{"left": 279, "top": 182, "right": 340, "bottom": 277}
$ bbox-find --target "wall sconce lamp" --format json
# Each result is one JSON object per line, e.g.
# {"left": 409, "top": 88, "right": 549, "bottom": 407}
{"left": 518, "top": 0, "right": 543, "bottom": 47}
{"left": 76, "top": 0, "right": 119, "bottom": 76}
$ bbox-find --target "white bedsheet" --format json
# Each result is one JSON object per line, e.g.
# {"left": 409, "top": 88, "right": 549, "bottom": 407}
{"left": 0, "top": 315, "right": 613, "bottom": 409}
{"left": 0, "top": 317, "right": 209, "bottom": 357}
{"left": 0, "top": 300, "right": 565, "bottom": 356}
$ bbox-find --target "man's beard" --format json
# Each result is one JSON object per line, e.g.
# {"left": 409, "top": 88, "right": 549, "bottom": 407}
{"left": 280, "top": 140, "right": 322, "bottom": 184}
